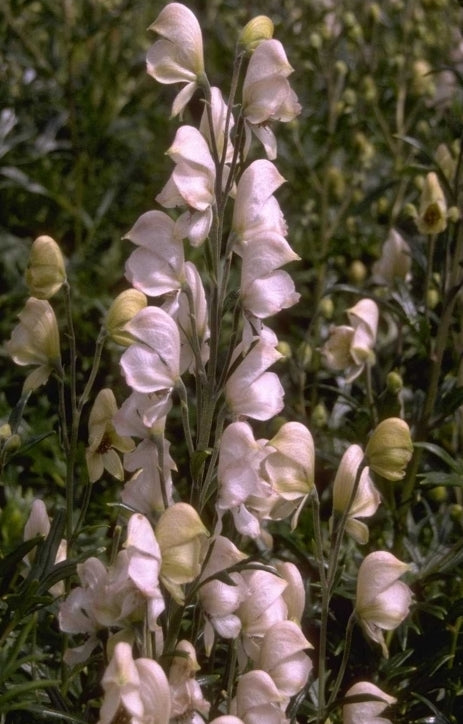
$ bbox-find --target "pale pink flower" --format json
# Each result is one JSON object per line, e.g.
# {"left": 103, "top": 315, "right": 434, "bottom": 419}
{"left": 162, "top": 261, "right": 210, "bottom": 373}
{"left": 122, "top": 438, "right": 176, "bottom": 515}
{"left": 372, "top": 229, "right": 411, "bottom": 285}
{"left": 275, "top": 561, "right": 306, "bottom": 623}
{"left": 343, "top": 681, "right": 396, "bottom": 724}
{"left": 242, "top": 39, "right": 301, "bottom": 159}
{"left": 169, "top": 640, "right": 210, "bottom": 721}
{"left": 321, "top": 299, "right": 379, "bottom": 382}
{"left": 225, "top": 337, "right": 284, "bottom": 421}
{"left": 156, "top": 125, "right": 215, "bottom": 246}
{"left": 23, "top": 499, "right": 67, "bottom": 596}
{"left": 146, "top": 3, "right": 204, "bottom": 118}
{"left": 124, "top": 210, "right": 185, "bottom": 296}
{"left": 231, "top": 670, "right": 287, "bottom": 724}
{"left": 356, "top": 551, "right": 412, "bottom": 657}
{"left": 120, "top": 307, "right": 180, "bottom": 395}
{"left": 238, "top": 569, "right": 288, "bottom": 661}
{"left": 258, "top": 621, "right": 313, "bottom": 698}
{"left": 199, "top": 536, "right": 248, "bottom": 652}
{"left": 332, "top": 444, "right": 380, "bottom": 544}
{"left": 99, "top": 641, "right": 171, "bottom": 724}
{"left": 232, "top": 160, "right": 287, "bottom": 246}
{"left": 240, "top": 234, "right": 300, "bottom": 319}
{"left": 216, "top": 421, "right": 271, "bottom": 538}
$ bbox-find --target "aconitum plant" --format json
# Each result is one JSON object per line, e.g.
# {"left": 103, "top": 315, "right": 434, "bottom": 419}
{"left": 4, "top": 4, "right": 420, "bottom": 723}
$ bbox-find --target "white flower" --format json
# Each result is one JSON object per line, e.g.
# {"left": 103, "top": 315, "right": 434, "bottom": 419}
{"left": 356, "top": 551, "right": 412, "bottom": 657}
{"left": 343, "top": 681, "right": 396, "bottom": 724}
{"left": 146, "top": 3, "right": 204, "bottom": 117}
{"left": 332, "top": 444, "right": 380, "bottom": 544}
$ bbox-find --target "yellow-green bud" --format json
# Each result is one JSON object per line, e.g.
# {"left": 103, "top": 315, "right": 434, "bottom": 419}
{"left": 25, "top": 235, "right": 66, "bottom": 300}
{"left": 348, "top": 260, "right": 367, "bottom": 284}
{"left": 312, "top": 402, "right": 328, "bottom": 428}
{"left": 277, "top": 340, "right": 292, "bottom": 359}
{"left": 319, "top": 296, "right": 334, "bottom": 320}
{"left": 427, "top": 486, "right": 447, "bottom": 503}
{"left": 426, "top": 288, "right": 439, "bottom": 309}
{"left": 386, "top": 371, "right": 403, "bottom": 394}
{"left": 435, "top": 143, "right": 456, "bottom": 181}
{"left": 106, "top": 289, "right": 147, "bottom": 346}
{"left": 239, "top": 15, "right": 274, "bottom": 51}
{"left": 365, "top": 417, "right": 413, "bottom": 481}
{"left": 448, "top": 206, "right": 460, "bottom": 224}
{"left": 297, "top": 341, "right": 312, "bottom": 369}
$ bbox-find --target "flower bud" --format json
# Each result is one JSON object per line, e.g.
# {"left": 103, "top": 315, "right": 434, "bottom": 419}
{"left": 239, "top": 15, "right": 274, "bottom": 51}
{"left": 106, "top": 289, "right": 147, "bottom": 346}
{"left": 416, "top": 171, "right": 447, "bottom": 234}
{"left": 386, "top": 371, "right": 403, "bottom": 394}
{"left": 7, "top": 298, "right": 61, "bottom": 392}
{"left": 365, "top": 417, "right": 413, "bottom": 481}
{"left": 25, "top": 235, "right": 66, "bottom": 299}
{"left": 343, "top": 681, "right": 396, "bottom": 724}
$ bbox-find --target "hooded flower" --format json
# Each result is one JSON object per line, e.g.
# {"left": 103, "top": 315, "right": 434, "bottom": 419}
{"left": 321, "top": 299, "right": 379, "bottom": 382}
{"left": 120, "top": 307, "right": 181, "bottom": 396}
{"left": 156, "top": 503, "right": 209, "bottom": 603}
{"left": 156, "top": 125, "right": 216, "bottom": 246}
{"left": 230, "top": 670, "right": 287, "bottom": 724}
{"left": 25, "top": 235, "right": 66, "bottom": 299}
{"left": 258, "top": 621, "right": 313, "bottom": 698}
{"left": 169, "top": 640, "right": 210, "bottom": 721}
{"left": 86, "top": 388, "right": 135, "bottom": 483}
{"left": 124, "top": 210, "right": 185, "bottom": 296}
{"left": 332, "top": 444, "right": 380, "bottom": 544}
{"left": 225, "top": 334, "right": 284, "bottom": 421}
{"left": 242, "top": 39, "right": 301, "bottom": 159}
{"left": 416, "top": 171, "right": 448, "bottom": 235}
{"left": 7, "top": 297, "right": 61, "bottom": 392}
{"left": 146, "top": 2, "right": 204, "bottom": 117}
{"left": 372, "top": 229, "right": 411, "bottom": 285}
{"left": 343, "top": 681, "right": 396, "bottom": 724}
{"left": 355, "top": 551, "right": 412, "bottom": 657}
{"left": 99, "top": 641, "right": 171, "bottom": 724}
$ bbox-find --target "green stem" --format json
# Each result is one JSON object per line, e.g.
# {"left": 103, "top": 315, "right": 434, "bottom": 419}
{"left": 326, "top": 611, "right": 356, "bottom": 709}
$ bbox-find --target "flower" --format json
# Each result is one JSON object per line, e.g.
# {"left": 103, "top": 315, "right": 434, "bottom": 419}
{"left": 120, "top": 306, "right": 181, "bottom": 395}
{"left": 365, "top": 417, "right": 413, "bottom": 481}
{"left": 332, "top": 444, "right": 380, "bottom": 544}
{"left": 146, "top": 3, "right": 204, "bottom": 117}
{"left": 225, "top": 335, "right": 284, "bottom": 421}
{"left": 238, "top": 568, "right": 289, "bottom": 661}
{"left": 7, "top": 298, "right": 61, "bottom": 392}
{"left": 355, "top": 551, "right": 412, "bottom": 657}
{"left": 230, "top": 670, "right": 286, "bottom": 723}
{"left": 169, "top": 640, "right": 210, "bottom": 721}
{"left": 372, "top": 229, "right": 411, "bottom": 285}
{"left": 258, "top": 621, "right": 313, "bottom": 698}
{"left": 416, "top": 171, "right": 448, "bottom": 235}
{"left": 105, "top": 289, "right": 148, "bottom": 347}
{"left": 242, "top": 39, "right": 301, "bottom": 159}
{"left": 199, "top": 535, "right": 248, "bottom": 653}
{"left": 262, "top": 422, "right": 315, "bottom": 527}
{"left": 124, "top": 210, "right": 185, "bottom": 297}
{"left": 23, "top": 499, "right": 67, "bottom": 596}
{"left": 343, "top": 681, "right": 396, "bottom": 724}
{"left": 156, "top": 125, "right": 215, "bottom": 246}
{"left": 321, "top": 299, "right": 379, "bottom": 382}
{"left": 85, "top": 388, "right": 135, "bottom": 483}
{"left": 99, "top": 641, "right": 171, "bottom": 724}
{"left": 239, "top": 15, "right": 274, "bottom": 51}
{"left": 25, "top": 235, "right": 66, "bottom": 299}
{"left": 156, "top": 503, "right": 209, "bottom": 603}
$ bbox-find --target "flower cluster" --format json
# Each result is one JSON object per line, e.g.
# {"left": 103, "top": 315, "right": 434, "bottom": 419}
{"left": 8, "top": 5, "right": 415, "bottom": 723}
